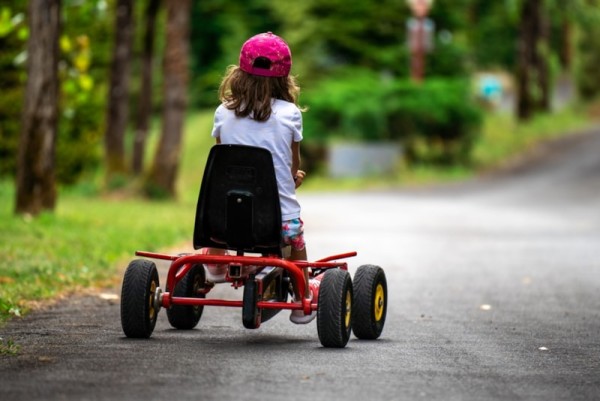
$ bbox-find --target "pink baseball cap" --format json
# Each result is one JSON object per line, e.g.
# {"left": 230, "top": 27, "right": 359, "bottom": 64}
{"left": 239, "top": 32, "right": 292, "bottom": 77}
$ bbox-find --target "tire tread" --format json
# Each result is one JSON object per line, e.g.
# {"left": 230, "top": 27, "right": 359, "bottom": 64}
{"left": 317, "top": 269, "right": 352, "bottom": 348}
{"left": 352, "top": 264, "right": 387, "bottom": 340}
{"left": 120, "top": 259, "right": 159, "bottom": 338}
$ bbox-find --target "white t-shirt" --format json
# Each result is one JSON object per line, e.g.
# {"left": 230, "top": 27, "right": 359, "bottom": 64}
{"left": 211, "top": 99, "right": 303, "bottom": 220}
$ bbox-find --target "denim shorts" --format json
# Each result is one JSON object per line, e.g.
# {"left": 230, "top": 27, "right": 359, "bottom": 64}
{"left": 281, "top": 218, "right": 305, "bottom": 251}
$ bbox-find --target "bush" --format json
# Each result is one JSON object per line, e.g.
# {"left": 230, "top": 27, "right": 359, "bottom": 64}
{"left": 385, "top": 79, "right": 483, "bottom": 165}
{"left": 56, "top": 95, "right": 104, "bottom": 184}
{"left": 0, "top": 86, "right": 22, "bottom": 177}
{"left": 302, "top": 70, "right": 483, "bottom": 165}
{"left": 577, "top": 21, "right": 600, "bottom": 101}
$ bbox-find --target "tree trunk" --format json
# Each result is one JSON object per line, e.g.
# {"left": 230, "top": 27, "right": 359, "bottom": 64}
{"left": 104, "top": 0, "right": 134, "bottom": 182}
{"left": 15, "top": 0, "right": 60, "bottom": 215}
{"left": 147, "top": 0, "right": 190, "bottom": 197}
{"left": 132, "top": 0, "right": 161, "bottom": 175}
{"left": 559, "top": 20, "right": 572, "bottom": 72}
{"left": 516, "top": 0, "right": 550, "bottom": 120}
{"left": 536, "top": 12, "right": 550, "bottom": 112}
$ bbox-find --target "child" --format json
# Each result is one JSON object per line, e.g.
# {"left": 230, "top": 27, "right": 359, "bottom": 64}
{"left": 209, "top": 32, "right": 313, "bottom": 324}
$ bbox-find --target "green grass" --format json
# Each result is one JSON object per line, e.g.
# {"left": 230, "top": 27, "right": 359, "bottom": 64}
{"left": 0, "top": 182, "right": 196, "bottom": 321}
{"left": 0, "top": 337, "right": 20, "bottom": 355}
{"left": 0, "top": 112, "right": 214, "bottom": 324}
{"left": 472, "top": 106, "right": 594, "bottom": 169}
{"left": 0, "top": 104, "right": 597, "bottom": 324}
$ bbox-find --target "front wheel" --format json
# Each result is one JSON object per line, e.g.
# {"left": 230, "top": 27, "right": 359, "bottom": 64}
{"left": 317, "top": 269, "right": 353, "bottom": 348}
{"left": 120, "top": 259, "right": 160, "bottom": 338}
{"left": 351, "top": 265, "right": 387, "bottom": 340}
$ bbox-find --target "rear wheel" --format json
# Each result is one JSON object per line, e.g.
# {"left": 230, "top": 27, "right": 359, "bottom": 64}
{"left": 352, "top": 265, "right": 387, "bottom": 339}
{"left": 166, "top": 264, "right": 205, "bottom": 329}
{"left": 317, "top": 269, "right": 353, "bottom": 348}
{"left": 120, "top": 259, "right": 160, "bottom": 338}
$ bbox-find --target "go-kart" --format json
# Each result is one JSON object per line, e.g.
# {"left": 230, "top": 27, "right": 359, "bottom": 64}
{"left": 120, "top": 144, "right": 387, "bottom": 348}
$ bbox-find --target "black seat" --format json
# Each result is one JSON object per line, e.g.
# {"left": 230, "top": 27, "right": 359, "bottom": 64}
{"left": 193, "top": 144, "right": 282, "bottom": 256}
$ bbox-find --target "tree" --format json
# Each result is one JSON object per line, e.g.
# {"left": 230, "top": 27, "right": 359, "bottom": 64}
{"left": 132, "top": 0, "right": 161, "bottom": 175}
{"left": 467, "top": 0, "right": 518, "bottom": 70}
{"left": 516, "top": 0, "right": 550, "bottom": 120}
{"left": 270, "top": 0, "right": 408, "bottom": 79}
{"left": 104, "top": 0, "right": 134, "bottom": 183}
{"left": 146, "top": 0, "right": 190, "bottom": 198}
{"left": 572, "top": 0, "right": 600, "bottom": 99}
{"left": 15, "top": 0, "right": 61, "bottom": 215}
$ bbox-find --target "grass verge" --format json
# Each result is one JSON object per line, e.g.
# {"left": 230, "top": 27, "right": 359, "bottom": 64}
{"left": 0, "top": 181, "right": 196, "bottom": 323}
{"left": 472, "top": 106, "right": 596, "bottom": 169}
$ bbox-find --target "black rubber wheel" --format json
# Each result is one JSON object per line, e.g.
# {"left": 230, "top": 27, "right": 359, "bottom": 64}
{"left": 242, "top": 276, "right": 260, "bottom": 329}
{"left": 166, "top": 264, "right": 205, "bottom": 330}
{"left": 259, "top": 268, "right": 288, "bottom": 323}
{"left": 317, "top": 269, "right": 353, "bottom": 348}
{"left": 120, "top": 259, "right": 160, "bottom": 338}
{"left": 351, "top": 265, "right": 387, "bottom": 340}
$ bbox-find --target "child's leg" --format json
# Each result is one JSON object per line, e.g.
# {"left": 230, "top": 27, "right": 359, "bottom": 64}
{"left": 290, "top": 245, "right": 309, "bottom": 299}
{"left": 283, "top": 218, "right": 316, "bottom": 324}
{"left": 290, "top": 246, "right": 307, "bottom": 261}
{"left": 203, "top": 247, "right": 227, "bottom": 256}
{"left": 282, "top": 218, "right": 306, "bottom": 261}
{"left": 282, "top": 217, "right": 308, "bottom": 291}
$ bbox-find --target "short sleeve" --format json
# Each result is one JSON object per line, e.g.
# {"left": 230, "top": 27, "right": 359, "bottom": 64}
{"left": 211, "top": 105, "right": 224, "bottom": 139}
{"left": 290, "top": 106, "right": 303, "bottom": 143}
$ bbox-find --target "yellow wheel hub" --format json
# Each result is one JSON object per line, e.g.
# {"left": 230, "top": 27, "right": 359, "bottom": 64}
{"left": 344, "top": 291, "right": 352, "bottom": 328}
{"left": 149, "top": 280, "right": 157, "bottom": 320}
{"left": 374, "top": 283, "right": 385, "bottom": 321}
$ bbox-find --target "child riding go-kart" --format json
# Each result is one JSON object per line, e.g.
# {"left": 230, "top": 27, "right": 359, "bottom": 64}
{"left": 120, "top": 144, "right": 387, "bottom": 348}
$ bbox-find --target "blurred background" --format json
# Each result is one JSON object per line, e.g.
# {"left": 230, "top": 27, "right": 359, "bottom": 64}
{"left": 2, "top": 0, "right": 600, "bottom": 320}
{"left": 3, "top": 0, "right": 600, "bottom": 204}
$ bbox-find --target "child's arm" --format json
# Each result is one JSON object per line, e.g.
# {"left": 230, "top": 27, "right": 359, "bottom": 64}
{"left": 291, "top": 141, "right": 305, "bottom": 188}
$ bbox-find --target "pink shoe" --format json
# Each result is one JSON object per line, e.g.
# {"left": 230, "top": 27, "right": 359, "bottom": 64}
{"left": 289, "top": 274, "right": 323, "bottom": 324}
{"left": 199, "top": 248, "right": 228, "bottom": 282}
{"left": 290, "top": 308, "right": 316, "bottom": 324}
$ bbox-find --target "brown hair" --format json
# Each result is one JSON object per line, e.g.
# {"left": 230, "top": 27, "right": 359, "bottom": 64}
{"left": 218, "top": 65, "right": 303, "bottom": 122}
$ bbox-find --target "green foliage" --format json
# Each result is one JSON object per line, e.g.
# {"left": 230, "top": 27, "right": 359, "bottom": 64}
{"left": 302, "top": 70, "right": 483, "bottom": 165}
{"left": 56, "top": 2, "right": 112, "bottom": 184}
{"left": 302, "top": 70, "right": 386, "bottom": 142}
{"left": 0, "top": 1, "right": 110, "bottom": 183}
{"left": 466, "top": 0, "right": 518, "bottom": 69}
{"left": 575, "top": 3, "right": 600, "bottom": 100}
{"left": 388, "top": 79, "right": 483, "bottom": 165}
{"left": 57, "top": 33, "right": 104, "bottom": 184}
{"left": 189, "top": 0, "right": 282, "bottom": 108}
{"left": 0, "top": 3, "right": 26, "bottom": 177}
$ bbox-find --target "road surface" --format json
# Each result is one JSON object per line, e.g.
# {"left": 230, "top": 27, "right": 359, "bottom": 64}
{"left": 1, "top": 129, "right": 599, "bottom": 400}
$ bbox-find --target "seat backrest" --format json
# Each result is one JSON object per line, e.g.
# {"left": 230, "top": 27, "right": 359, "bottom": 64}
{"left": 193, "top": 144, "right": 282, "bottom": 256}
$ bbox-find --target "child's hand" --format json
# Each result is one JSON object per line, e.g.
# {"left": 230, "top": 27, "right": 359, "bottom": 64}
{"left": 294, "top": 170, "right": 306, "bottom": 188}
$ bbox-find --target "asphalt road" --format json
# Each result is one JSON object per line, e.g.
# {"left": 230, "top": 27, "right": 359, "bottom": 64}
{"left": 1, "top": 129, "right": 600, "bottom": 401}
